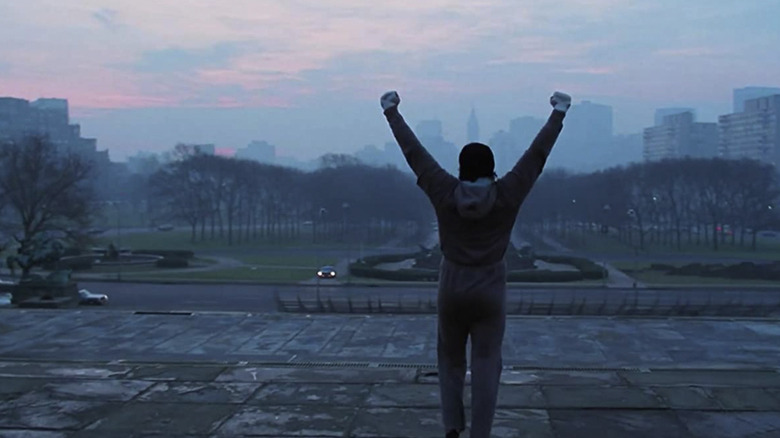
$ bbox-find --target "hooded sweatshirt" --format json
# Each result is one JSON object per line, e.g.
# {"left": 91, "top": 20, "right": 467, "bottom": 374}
{"left": 384, "top": 106, "right": 565, "bottom": 267}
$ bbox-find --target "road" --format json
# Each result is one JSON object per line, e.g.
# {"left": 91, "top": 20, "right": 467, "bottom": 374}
{"left": 80, "top": 281, "right": 780, "bottom": 315}
{"left": 79, "top": 282, "right": 281, "bottom": 313}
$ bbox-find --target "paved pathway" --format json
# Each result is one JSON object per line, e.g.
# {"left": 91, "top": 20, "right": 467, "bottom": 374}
{"left": 2, "top": 310, "right": 780, "bottom": 369}
{"left": 1, "top": 310, "right": 780, "bottom": 436}
{"left": 531, "top": 234, "right": 645, "bottom": 289}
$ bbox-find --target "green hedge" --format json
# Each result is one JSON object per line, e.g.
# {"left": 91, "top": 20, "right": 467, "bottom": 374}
{"left": 136, "top": 249, "right": 195, "bottom": 260}
{"left": 351, "top": 264, "right": 438, "bottom": 281}
{"left": 506, "top": 270, "right": 583, "bottom": 282}
{"left": 537, "top": 254, "right": 608, "bottom": 280}
{"left": 42, "top": 255, "right": 94, "bottom": 271}
{"left": 155, "top": 257, "right": 189, "bottom": 269}
{"left": 360, "top": 253, "right": 418, "bottom": 266}
{"left": 350, "top": 250, "right": 607, "bottom": 282}
{"left": 664, "top": 261, "right": 780, "bottom": 280}
{"left": 350, "top": 264, "right": 586, "bottom": 283}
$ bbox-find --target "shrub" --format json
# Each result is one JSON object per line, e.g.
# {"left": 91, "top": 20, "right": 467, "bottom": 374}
{"left": 650, "top": 263, "right": 675, "bottom": 272}
{"left": 42, "top": 255, "right": 94, "bottom": 271}
{"left": 61, "top": 247, "right": 82, "bottom": 257}
{"left": 360, "top": 253, "right": 419, "bottom": 266}
{"left": 666, "top": 261, "right": 780, "bottom": 280}
{"left": 537, "top": 254, "right": 608, "bottom": 280}
{"left": 507, "top": 270, "right": 583, "bottom": 282}
{"left": 669, "top": 263, "right": 705, "bottom": 276}
{"left": 155, "top": 257, "right": 189, "bottom": 269}
{"left": 136, "top": 249, "right": 195, "bottom": 260}
{"left": 350, "top": 263, "right": 438, "bottom": 281}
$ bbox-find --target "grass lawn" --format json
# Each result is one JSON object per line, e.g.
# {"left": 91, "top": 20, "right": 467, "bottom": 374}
{"left": 237, "top": 254, "right": 336, "bottom": 267}
{"left": 554, "top": 231, "right": 780, "bottom": 260}
{"left": 123, "top": 266, "right": 314, "bottom": 283}
{"left": 610, "top": 261, "right": 780, "bottom": 286}
{"left": 346, "top": 275, "right": 606, "bottom": 287}
{"left": 97, "top": 231, "right": 390, "bottom": 254}
{"left": 628, "top": 270, "right": 780, "bottom": 286}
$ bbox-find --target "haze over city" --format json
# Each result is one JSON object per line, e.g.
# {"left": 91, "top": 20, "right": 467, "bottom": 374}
{"left": 1, "top": 0, "right": 779, "bottom": 163}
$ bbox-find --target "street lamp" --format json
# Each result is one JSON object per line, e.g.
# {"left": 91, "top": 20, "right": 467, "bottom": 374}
{"left": 602, "top": 204, "right": 611, "bottom": 234}
{"left": 342, "top": 202, "right": 351, "bottom": 285}
{"left": 627, "top": 208, "right": 639, "bottom": 288}
{"left": 316, "top": 207, "right": 327, "bottom": 297}
{"left": 108, "top": 201, "right": 122, "bottom": 282}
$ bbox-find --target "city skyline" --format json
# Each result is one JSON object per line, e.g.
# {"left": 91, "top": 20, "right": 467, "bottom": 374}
{"left": 1, "top": 1, "right": 779, "bottom": 161}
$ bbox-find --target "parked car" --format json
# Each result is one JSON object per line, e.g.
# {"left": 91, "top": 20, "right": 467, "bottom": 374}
{"left": 317, "top": 266, "right": 337, "bottom": 279}
{"left": 78, "top": 289, "right": 108, "bottom": 305}
{"left": 157, "top": 224, "right": 174, "bottom": 231}
{"left": 0, "top": 292, "right": 12, "bottom": 306}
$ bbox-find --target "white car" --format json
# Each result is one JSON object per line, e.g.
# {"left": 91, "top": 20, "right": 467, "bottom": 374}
{"left": 78, "top": 289, "right": 108, "bottom": 305}
{"left": 0, "top": 293, "right": 12, "bottom": 306}
{"left": 317, "top": 266, "right": 337, "bottom": 279}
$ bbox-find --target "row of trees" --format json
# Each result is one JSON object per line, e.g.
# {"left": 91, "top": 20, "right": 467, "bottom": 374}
{"left": 520, "top": 158, "right": 780, "bottom": 251}
{"left": 0, "top": 138, "right": 432, "bottom": 276}
{"left": 3, "top": 136, "right": 779, "bottom": 279}
{"left": 141, "top": 148, "right": 431, "bottom": 245}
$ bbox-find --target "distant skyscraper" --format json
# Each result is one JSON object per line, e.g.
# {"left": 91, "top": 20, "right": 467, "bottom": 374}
{"left": 467, "top": 108, "right": 479, "bottom": 143}
{"left": 415, "top": 119, "right": 458, "bottom": 172}
{"left": 654, "top": 108, "right": 695, "bottom": 126}
{"left": 643, "top": 111, "right": 718, "bottom": 161}
{"left": 553, "top": 100, "right": 613, "bottom": 170}
{"left": 487, "top": 116, "right": 544, "bottom": 175}
{"left": 0, "top": 96, "right": 104, "bottom": 161}
{"left": 719, "top": 94, "right": 780, "bottom": 165}
{"left": 235, "top": 140, "right": 276, "bottom": 163}
{"left": 416, "top": 120, "right": 442, "bottom": 139}
{"left": 733, "top": 87, "right": 780, "bottom": 112}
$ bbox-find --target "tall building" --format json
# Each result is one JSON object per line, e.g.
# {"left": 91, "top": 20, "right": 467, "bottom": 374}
{"left": 643, "top": 111, "right": 718, "bottom": 161}
{"left": 553, "top": 100, "right": 613, "bottom": 171}
{"left": 235, "top": 140, "right": 276, "bottom": 163}
{"left": 719, "top": 94, "right": 780, "bottom": 165}
{"left": 467, "top": 108, "right": 479, "bottom": 143}
{"left": 0, "top": 96, "right": 107, "bottom": 162}
{"left": 415, "top": 120, "right": 458, "bottom": 173}
{"left": 733, "top": 87, "right": 780, "bottom": 112}
{"left": 0, "top": 97, "right": 35, "bottom": 141}
{"left": 654, "top": 108, "right": 695, "bottom": 126}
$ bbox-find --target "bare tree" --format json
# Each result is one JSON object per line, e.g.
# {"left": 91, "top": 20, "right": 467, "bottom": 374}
{"left": 0, "top": 136, "right": 95, "bottom": 277}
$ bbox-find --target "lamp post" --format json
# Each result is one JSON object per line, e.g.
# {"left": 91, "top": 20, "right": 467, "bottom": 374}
{"left": 316, "top": 207, "right": 327, "bottom": 297}
{"left": 109, "top": 201, "right": 122, "bottom": 282}
{"left": 342, "top": 202, "right": 350, "bottom": 285}
{"left": 627, "top": 208, "right": 638, "bottom": 288}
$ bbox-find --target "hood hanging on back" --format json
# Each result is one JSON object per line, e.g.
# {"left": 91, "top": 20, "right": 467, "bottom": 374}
{"left": 455, "top": 177, "right": 497, "bottom": 219}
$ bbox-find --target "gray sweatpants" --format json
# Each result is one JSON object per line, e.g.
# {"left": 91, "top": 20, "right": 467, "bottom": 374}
{"left": 437, "top": 258, "right": 507, "bottom": 438}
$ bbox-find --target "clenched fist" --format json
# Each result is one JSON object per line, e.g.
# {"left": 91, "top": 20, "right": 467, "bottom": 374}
{"left": 550, "top": 91, "right": 572, "bottom": 113}
{"left": 380, "top": 91, "right": 400, "bottom": 111}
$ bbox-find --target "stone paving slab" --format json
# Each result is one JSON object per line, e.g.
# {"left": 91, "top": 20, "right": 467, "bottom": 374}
{"left": 2, "top": 309, "right": 780, "bottom": 436}
{"left": 0, "top": 362, "right": 779, "bottom": 437}
{"left": 3, "top": 310, "right": 780, "bottom": 372}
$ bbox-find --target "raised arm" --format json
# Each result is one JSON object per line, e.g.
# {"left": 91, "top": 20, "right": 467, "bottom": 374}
{"left": 499, "top": 92, "right": 571, "bottom": 209}
{"left": 381, "top": 91, "right": 457, "bottom": 204}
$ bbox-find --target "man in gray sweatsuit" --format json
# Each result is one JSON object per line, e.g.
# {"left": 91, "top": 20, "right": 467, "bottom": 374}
{"left": 381, "top": 90, "right": 571, "bottom": 438}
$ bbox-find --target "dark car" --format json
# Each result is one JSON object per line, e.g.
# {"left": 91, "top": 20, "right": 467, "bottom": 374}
{"left": 317, "top": 266, "right": 337, "bottom": 279}
{"left": 78, "top": 289, "right": 108, "bottom": 305}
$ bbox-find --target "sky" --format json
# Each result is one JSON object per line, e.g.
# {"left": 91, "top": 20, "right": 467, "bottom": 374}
{"left": 1, "top": 0, "right": 779, "bottom": 162}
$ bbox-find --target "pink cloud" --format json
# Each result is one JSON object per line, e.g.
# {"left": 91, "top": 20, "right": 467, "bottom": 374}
{"left": 556, "top": 66, "right": 616, "bottom": 75}
{"left": 654, "top": 47, "right": 730, "bottom": 57}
